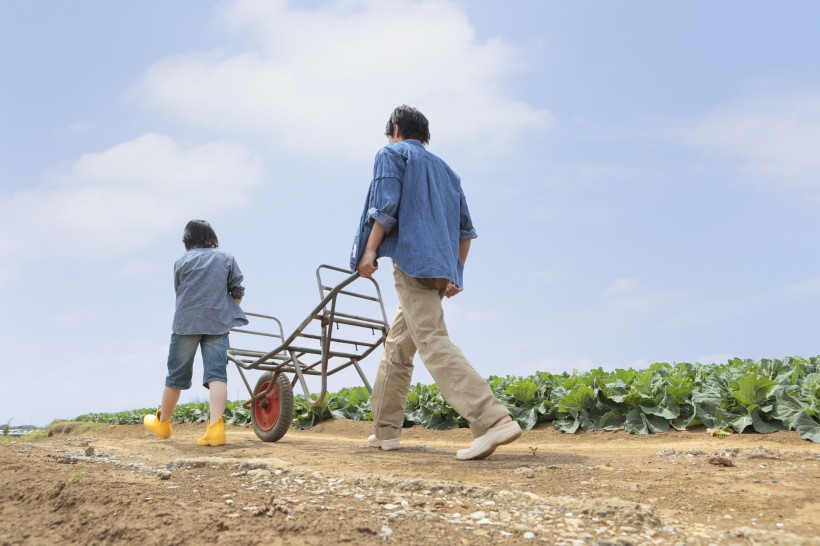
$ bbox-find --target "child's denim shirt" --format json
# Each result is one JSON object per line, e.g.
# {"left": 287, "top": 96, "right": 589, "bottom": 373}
{"left": 350, "top": 140, "right": 477, "bottom": 288}
{"left": 172, "top": 248, "right": 248, "bottom": 335}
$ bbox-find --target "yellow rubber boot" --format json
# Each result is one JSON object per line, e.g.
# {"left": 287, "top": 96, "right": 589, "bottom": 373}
{"left": 197, "top": 418, "right": 226, "bottom": 446}
{"left": 144, "top": 410, "right": 172, "bottom": 439}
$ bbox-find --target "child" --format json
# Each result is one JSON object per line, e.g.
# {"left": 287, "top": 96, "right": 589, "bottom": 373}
{"left": 144, "top": 219, "right": 248, "bottom": 446}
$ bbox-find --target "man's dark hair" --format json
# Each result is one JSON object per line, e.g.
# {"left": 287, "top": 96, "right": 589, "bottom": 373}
{"left": 183, "top": 219, "right": 219, "bottom": 250}
{"left": 384, "top": 105, "right": 430, "bottom": 144}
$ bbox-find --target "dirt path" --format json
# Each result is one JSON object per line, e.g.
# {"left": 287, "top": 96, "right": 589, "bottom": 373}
{"left": 2, "top": 421, "right": 819, "bottom": 545}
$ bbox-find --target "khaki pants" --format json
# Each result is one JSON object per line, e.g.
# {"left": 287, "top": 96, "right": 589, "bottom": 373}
{"left": 370, "top": 265, "right": 509, "bottom": 440}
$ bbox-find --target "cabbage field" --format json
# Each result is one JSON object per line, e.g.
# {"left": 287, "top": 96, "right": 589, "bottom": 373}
{"left": 75, "top": 356, "right": 820, "bottom": 443}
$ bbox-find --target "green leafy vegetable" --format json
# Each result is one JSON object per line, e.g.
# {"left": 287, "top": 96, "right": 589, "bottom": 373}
{"left": 72, "top": 356, "right": 820, "bottom": 443}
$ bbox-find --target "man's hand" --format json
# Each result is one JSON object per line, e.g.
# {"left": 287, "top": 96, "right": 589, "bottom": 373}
{"left": 356, "top": 249, "right": 378, "bottom": 278}
{"left": 445, "top": 282, "right": 463, "bottom": 298}
{"left": 357, "top": 222, "right": 385, "bottom": 279}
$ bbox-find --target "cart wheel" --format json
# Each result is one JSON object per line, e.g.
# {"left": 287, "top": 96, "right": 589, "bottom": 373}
{"left": 250, "top": 372, "right": 294, "bottom": 442}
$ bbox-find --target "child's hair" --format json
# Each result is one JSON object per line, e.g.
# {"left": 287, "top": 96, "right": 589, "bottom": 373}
{"left": 182, "top": 220, "right": 219, "bottom": 250}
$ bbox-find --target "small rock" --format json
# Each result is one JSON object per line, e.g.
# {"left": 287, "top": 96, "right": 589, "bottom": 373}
{"left": 247, "top": 469, "right": 272, "bottom": 481}
{"left": 523, "top": 531, "right": 536, "bottom": 540}
{"left": 708, "top": 456, "right": 734, "bottom": 467}
{"left": 84, "top": 446, "right": 95, "bottom": 457}
{"left": 157, "top": 470, "right": 171, "bottom": 480}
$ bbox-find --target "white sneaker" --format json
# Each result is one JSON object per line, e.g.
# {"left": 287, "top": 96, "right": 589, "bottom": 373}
{"left": 456, "top": 421, "right": 522, "bottom": 460}
{"left": 368, "top": 434, "right": 401, "bottom": 451}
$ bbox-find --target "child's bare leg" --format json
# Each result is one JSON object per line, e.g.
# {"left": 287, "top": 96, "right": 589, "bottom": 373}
{"left": 160, "top": 387, "right": 180, "bottom": 422}
{"left": 208, "top": 381, "right": 227, "bottom": 425}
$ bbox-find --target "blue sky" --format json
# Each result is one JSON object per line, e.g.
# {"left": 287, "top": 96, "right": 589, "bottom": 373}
{"left": 3, "top": 1, "right": 820, "bottom": 426}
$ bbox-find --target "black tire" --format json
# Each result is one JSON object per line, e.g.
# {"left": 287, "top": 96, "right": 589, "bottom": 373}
{"left": 250, "top": 372, "right": 294, "bottom": 442}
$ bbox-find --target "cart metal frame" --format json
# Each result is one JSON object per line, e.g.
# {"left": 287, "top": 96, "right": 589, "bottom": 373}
{"left": 227, "top": 264, "right": 389, "bottom": 441}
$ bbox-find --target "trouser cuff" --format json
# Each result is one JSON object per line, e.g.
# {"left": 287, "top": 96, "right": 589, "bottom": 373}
{"left": 469, "top": 406, "right": 512, "bottom": 438}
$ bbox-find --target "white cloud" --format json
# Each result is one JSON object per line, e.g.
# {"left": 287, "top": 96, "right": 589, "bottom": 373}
{"left": 602, "top": 289, "right": 691, "bottom": 318}
{"left": 134, "top": 0, "right": 550, "bottom": 158}
{"left": 570, "top": 284, "right": 693, "bottom": 333}
{"left": 677, "top": 91, "right": 820, "bottom": 196}
{"left": 664, "top": 276, "right": 820, "bottom": 330}
{"left": 774, "top": 277, "right": 820, "bottom": 299}
{"left": 623, "top": 357, "right": 651, "bottom": 369}
{"left": 53, "top": 121, "right": 95, "bottom": 136}
{"left": 695, "top": 353, "right": 732, "bottom": 366}
{"left": 0, "top": 133, "right": 262, "bottom": 261}
{"left": 602, "top": 277, "right": 640, "bottom": 297}
{"left": 444, "top": 302, "right": 504, "bottom": 325}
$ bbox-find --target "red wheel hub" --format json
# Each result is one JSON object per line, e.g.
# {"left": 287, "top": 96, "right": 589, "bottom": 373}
{"left": 254, "top": 381, "right": 281, "bottom": 431}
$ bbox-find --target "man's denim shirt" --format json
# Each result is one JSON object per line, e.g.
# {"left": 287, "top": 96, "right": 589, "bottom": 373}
{"left": 350, "top": 139, "right": 478, "bottom": 288}
{"left": 172, "top": 248, "right": 249, "bottom": 335}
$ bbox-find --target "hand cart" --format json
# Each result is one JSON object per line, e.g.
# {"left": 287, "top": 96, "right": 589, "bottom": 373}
{"left": 228, "top": 265, "right": 389, "bottom": 442}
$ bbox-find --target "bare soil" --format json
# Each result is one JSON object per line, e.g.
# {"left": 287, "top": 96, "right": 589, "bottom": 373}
{"left": 1, "top": 420, "right": 819, "bottom": 545}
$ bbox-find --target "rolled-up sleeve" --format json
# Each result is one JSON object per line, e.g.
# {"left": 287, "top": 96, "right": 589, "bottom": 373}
{"left": 366, "top": 176, "right": 401, "bottom": 233}
{"left": 458, "top": 189, "right": 478, "bottom": 240}
{"left": 228, "top": 257, "right": 245, "bottom": 299}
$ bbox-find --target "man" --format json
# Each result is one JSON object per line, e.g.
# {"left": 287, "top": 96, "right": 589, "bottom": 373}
{"left": 350, "top": 105, "right": 521, "bottom": 460}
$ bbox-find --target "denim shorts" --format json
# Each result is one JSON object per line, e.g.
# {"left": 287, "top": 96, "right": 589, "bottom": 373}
{"left": 165, "top": 333, "right": 229, "bottom": 390}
